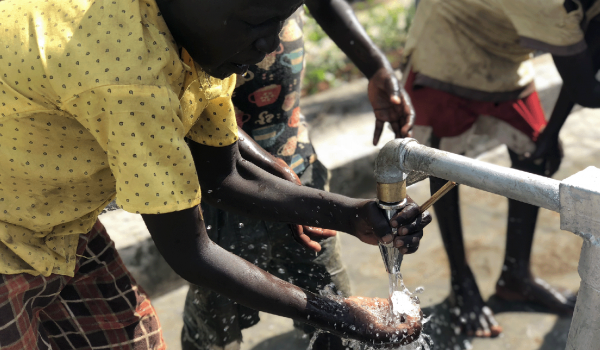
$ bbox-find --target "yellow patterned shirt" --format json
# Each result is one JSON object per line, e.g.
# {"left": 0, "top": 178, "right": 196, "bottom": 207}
{"left": 0, "top": 0, "right": 238, "bottom": 277}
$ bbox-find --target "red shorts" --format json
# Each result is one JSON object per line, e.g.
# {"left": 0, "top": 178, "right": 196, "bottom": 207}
{"left": 405, "top": 71, "right": 546, "bottom": 142}
{"left": 0, "top": 221, "right": 165, "bottom": 350}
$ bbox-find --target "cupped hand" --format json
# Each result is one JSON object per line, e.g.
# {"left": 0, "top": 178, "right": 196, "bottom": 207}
{"left": 368, "top": 66, "right": 415, "bottom": 145}
{"left": 343, "top": 296, "right": 422, "bottom": 347}
{"left": 351, "top": 197, "right": 431, "bottom": 254}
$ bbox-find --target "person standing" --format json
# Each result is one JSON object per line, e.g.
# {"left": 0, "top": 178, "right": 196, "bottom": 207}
{"left": 402, "top": 0, "right": 600, "bottom": 337}
{"left": 181, "top": 1, "right": 416, "bottom": 349}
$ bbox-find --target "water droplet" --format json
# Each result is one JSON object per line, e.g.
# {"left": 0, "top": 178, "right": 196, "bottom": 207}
{"left": 207, "top": 190, "right": 212, "bottom": 193}
{"left": 206, "top": 225, "right": 212, "bottom": 231}
{"left": 238, "top": 223, "right": 244, "bottom": 229}
{"left": 248, "top": 244, "right": 255, "bottom": 249}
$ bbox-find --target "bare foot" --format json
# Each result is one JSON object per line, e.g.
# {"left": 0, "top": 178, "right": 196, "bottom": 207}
{"left": 448, "top": 271, "right": 502, "bottom": 337}
{"left": 495, "top": 273, "right": 576, "bottom": 315}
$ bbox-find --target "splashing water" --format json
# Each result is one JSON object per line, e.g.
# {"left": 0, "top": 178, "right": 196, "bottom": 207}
{"left": 384, "top": 272, "right": 432, "bottom": 350}
{"left": 308, "top": 278, "right": 432, "bottom": 350}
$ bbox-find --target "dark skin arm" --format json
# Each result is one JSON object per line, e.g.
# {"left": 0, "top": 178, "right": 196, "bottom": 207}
{"left": 142, "top": 140, "right": 430, "bottom": 344}
{"left": 142, "top": 207, "right": 421, "bottom": 345}
{"left": 305, "top": 0, "right": 414, "bottom": 145}
{"left": 552, "top": 50, "right": 600, "bottom": 108}
{"left": 191, "top": 140, "right": 429, "bottom": 245}
{"left": 237, "top": 129, "right": 338, "bottom": 251}
{"left": 531, "top": 20, "right": 600, "bottom": 161}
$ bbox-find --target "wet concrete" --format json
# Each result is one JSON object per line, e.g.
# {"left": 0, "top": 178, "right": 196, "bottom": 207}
{"left": 142, "top": 55, "right": 598, "bottom": 350}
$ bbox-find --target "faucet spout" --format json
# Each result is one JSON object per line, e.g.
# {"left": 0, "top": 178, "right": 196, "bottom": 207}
{"left": 374, "top": 139, "right": 418, "bottom": 273}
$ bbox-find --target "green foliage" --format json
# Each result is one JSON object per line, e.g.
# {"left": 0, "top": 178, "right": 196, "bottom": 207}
{"left": 302, "top": 1, "right": 414, "bottom": 95}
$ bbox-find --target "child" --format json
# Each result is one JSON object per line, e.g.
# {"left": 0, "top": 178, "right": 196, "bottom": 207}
{"left": 402, "top": 0, "right": 600, "bottom": 338}
{"left": 0, "top": 0, "right": 430, "bottom": 348}
{"left": 181, "top": 1, "right": 415, "bottom": 349}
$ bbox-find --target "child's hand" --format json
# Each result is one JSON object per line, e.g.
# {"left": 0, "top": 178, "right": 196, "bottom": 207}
{"left": 528, "top": 134, "right": 563, "bottom": 177}
{"left": 368, "top": 67, "right": 415, "bottom": 146}
{"left": 289, "top": 224, "right": 337, "bottom": 252}
{"left": 272, "top": 158, "right": 339, "bottom": 251}
{"left": 350, "top": 197, "right": 431, "bottom": 254}
{"left": 273, "top": 158, "right": 302, "bottom": 185}
{"left": 343, "top": 296, "right": 422, "bottom": 346}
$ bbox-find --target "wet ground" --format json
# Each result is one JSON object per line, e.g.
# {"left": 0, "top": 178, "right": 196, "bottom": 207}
{"left": 123, "top": 55, "right": 599, "bottom": 350}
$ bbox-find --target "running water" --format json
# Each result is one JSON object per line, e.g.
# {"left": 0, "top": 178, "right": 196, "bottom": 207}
{"left": 308, "top": 277, "right": 432, "bottom": 350}
{"left": 385, "top": 272, "right": 432, "bottom": 350}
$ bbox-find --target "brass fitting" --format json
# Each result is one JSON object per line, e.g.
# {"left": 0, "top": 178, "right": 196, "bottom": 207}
{"left": 376, "top": 181, "right": 406, "bottom": 204}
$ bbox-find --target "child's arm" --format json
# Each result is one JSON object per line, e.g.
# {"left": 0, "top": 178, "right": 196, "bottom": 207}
{"left": 237, "top": 129, "right": 301, "bottom": 185}
{"left": 552, "top": 49, "right": 600, "bottom": 109}
{"left": 236, "top": 129, "right": 338, "bottom": 251}
{"left": 192, "top": 139, "right": 429, "bottom": 245}
{"left": 141, "top": 140, "right": 429, "bottom": 344}
{"left": 142, "top": 205, "right": 421, "bottom": 345}
{"left": 531, "top": 21, "right": 600, "bottom": 162}
{"left": 305, "top": 0, "right": 414, "bottom": 145}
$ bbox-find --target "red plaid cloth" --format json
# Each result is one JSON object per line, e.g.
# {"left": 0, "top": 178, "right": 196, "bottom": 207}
{"left": 0, "top": 221, "right": 166, "bottom": 350}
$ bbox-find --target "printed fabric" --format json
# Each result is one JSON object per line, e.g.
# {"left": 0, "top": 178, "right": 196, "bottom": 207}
{"left": 0, "top": 0, "right": 237, "bottom": 277}
{"left": 232, "top": 9, "right": 316, "bottom": 175}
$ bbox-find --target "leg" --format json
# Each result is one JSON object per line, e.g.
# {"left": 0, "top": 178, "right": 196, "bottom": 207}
{"left": 40, "top": 221, "right": 166, "bottom": 349}
{"left": 429, "top": 176, "right": 501, "bottom": 337}
{"left": 495, "top": 150, "right": 576, "bottom": 315}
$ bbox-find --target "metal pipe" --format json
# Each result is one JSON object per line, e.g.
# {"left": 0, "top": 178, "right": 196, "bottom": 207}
{"left": 378, "top": 138, "right": 561, "bottom": 212}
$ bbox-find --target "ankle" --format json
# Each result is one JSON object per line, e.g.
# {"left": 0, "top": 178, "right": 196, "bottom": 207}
{"left": 500, "top": 260, "right": 531, "bottom": 280}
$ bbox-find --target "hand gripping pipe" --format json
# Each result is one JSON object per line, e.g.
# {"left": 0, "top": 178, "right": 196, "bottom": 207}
{"left": 375, "top": 138, "right": 561, "bottom": 212}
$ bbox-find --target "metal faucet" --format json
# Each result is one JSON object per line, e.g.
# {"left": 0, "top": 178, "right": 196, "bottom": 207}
{"left": 374, "top": 140, "right": 411, "bottom": 274}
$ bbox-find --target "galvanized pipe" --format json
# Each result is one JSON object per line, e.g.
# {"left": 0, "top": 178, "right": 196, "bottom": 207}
{"left": 374, "top": 139, "right": 600, "bottom": 350}
{"left": 375, "top": 138, "right": 561, "bottom": 212}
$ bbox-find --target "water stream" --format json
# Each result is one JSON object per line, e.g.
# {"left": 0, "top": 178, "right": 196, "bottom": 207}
{"left": 308, "top": 274, "right": 432, "bottom": 350}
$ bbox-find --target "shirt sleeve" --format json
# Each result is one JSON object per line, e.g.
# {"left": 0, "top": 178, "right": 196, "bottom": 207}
{"left": 183, "top": 63, "right": 239, "bottom": 147}
{"left": 502, "top": 0, "right": 587, "bottom": 56}
{"left": 64, "top": 84, "right": 201, "bottom": 214}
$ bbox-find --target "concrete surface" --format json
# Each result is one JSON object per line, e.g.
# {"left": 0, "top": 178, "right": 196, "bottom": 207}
{"left": 100, "top": 54, "right": 600, "bottom": 350}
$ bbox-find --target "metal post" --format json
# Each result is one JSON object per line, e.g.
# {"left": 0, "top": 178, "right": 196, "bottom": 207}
{"left": 374, "top": 139, "right": 600, "bottom": 350}
{"left": 560, "top": 167, "right": 600, "bottom": 350}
